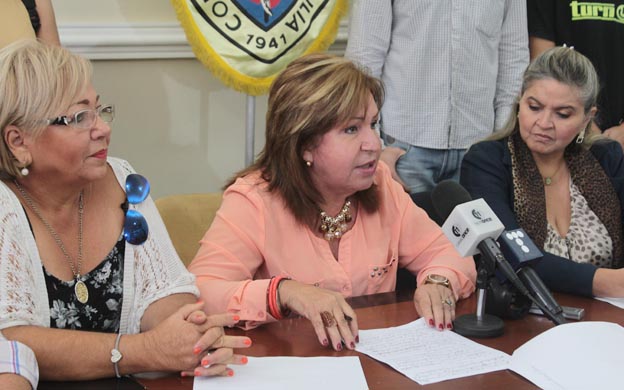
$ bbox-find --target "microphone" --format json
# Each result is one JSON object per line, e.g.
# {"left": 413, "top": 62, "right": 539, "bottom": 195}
{"left": 431, "top": 181, "right": 532, "bottom": 300}
{"left": 517, "top": 267, "right": 566, "bottom": 324}
{"left": 431, "top": 181, "right": 566, "bottom": 334}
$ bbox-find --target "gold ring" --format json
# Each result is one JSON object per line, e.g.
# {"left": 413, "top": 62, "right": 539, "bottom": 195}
{"left": 443, "top": 297, "right": 454, "bottom": 307}
{"left": 320, "top": 311, "right": 336, "bottom": 328}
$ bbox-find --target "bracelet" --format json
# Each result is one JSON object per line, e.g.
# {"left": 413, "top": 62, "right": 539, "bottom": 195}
{"left": 111, "top": 333, "right": 123, "bottom": 378}
{"left": 267, "top": 276, "right": 290, "bottom": 320}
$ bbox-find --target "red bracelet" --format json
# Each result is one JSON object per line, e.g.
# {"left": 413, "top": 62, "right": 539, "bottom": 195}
{"left": 267, "top": 276, "right": 289, "bottom": 320}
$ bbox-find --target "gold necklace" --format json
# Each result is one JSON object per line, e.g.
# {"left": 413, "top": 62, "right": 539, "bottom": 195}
{"left": 14, "top": 181, "right": 89, "bottom": 304}
{"left": 319, "top": 199, "right": 352, "bottom": 241}
{"left": 542, "top": 162, "right": 565, "bottom": 186}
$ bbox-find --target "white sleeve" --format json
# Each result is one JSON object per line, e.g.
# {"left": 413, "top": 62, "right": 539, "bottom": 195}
{"left": 0, "top": 336, "right": 39, "bottom": 390}
{"left": 344, "top": 0, "right": 393, "bottom": 78}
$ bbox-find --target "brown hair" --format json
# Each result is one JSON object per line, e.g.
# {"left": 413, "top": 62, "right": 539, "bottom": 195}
{"left": 226, "top": 53, "right": 385, "bottom": 227}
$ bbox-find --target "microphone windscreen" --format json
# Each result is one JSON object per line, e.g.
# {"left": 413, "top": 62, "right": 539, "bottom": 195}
{"left": 431, "top": 180, "right": 473, "bottom": 221}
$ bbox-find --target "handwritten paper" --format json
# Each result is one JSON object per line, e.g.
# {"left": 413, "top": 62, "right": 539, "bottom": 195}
{"left": 193, "top": 356, "right": 368, "bottom": 390}
{"left": 356, "top": 318, "right": 509, "bottom": 385}
{"left": 596, "top": 296, "right": 624, "bottom": 309}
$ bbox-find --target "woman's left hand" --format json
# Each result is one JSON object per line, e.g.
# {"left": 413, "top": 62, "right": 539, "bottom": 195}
{"left": 413, "top": 284, "right": 456, "bottom": 331}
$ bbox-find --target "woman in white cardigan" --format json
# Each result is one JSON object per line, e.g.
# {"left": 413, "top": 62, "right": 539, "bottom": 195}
{"left": 0, "top": 40, "right": 250, "bottom": 380}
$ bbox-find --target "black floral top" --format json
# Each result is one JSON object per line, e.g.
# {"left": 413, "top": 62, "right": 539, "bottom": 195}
{"left": 44, "top": 236, "right": 125, "bottom": 332}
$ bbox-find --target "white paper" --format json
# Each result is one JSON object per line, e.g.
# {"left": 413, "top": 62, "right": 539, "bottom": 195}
{"left": 509, "top": 321, "right": 624, "bottom": 390}
{"left": 193, "top": 356, "right": 368, "bottom": 390}
{"left": 596, "top": 296, "right": 624, "bottom": 309}
{"left": 355, "top": 318, "right": 509, "bottom": 385}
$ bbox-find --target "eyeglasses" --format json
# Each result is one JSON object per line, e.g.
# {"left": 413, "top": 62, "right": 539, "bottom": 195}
{"left": 47, "top": 105, "right": 115, "bottom": 130}
{"left": 123, "top": 174, "right": 150, "bottom": 245}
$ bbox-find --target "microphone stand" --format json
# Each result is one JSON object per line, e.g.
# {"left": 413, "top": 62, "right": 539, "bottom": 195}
{"left": 453, "top": 259, "right": 505, "bottom": 338}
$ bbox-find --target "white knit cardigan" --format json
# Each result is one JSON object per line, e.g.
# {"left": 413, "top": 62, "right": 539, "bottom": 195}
{"left": 0, "top": 157, "right": 198, "bottom": 334}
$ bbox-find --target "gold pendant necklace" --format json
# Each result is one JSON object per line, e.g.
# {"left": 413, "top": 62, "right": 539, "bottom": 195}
{"left": 14, "top": 181, "right": 88, "bottom": 304}
{"left": 542, "top": 162, "right": 565, "bottom": 186}
{"left": 319, "top": 199, "right": 352, "bottom": 241}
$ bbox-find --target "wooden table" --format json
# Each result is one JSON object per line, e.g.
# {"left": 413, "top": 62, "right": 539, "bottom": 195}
{"left": 133, "top": 291, "right": 623, "bottom": 390}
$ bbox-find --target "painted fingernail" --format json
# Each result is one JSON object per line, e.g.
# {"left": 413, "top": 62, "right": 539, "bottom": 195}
{"left": 355, "top": 335, "right": 360, "bottom": 343}
{"left": 228, "top": 369, "right": 234, "bottom": 377}
{"left": 181, "top": 372, "right": 187, "bottom": 377}
{"left": 428, "top": 319, "right": 435, "bottom": 327}
{"left": 447, "top": 323, "right": 453, "bottom": 329}
{"left": 194, "top": 369, "right": 201, "bottom": 376}
{"left": 243, "top": 338, "right": 252, "bottom": 346}
{"left": 241, "top": 356, "right": 248, "bottom": 364}
{"left": 322, "top": 339, "right": 329, "bottom": 347}
{"left": 336, "top": 343, "right": 343, "bottom": 351}
{"left": 438, "top": 323, "right": 443, "bottom": 330}
{"left": 233, "top": 315, "right": 240, "bottom": 322}
{"left": 350, "top": 342, "right": 356, "bottom": 349}
{"left": 193, "top": 346, "right": 202, "bottom": 355}
{"left": 197, "top": 300, "right": 204, "bottom": 305}
{"left": 201, "top": 358, "right": 210, "bottom": 366}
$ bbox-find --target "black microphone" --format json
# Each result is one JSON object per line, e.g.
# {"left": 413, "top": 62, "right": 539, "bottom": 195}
{"left": 517, "top": 267, "right": 566, "bottom": 325}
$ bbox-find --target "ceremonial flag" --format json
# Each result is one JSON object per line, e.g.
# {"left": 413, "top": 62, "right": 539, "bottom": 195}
{"left": 172, "top": 0, "right": 348, "bottom": 95}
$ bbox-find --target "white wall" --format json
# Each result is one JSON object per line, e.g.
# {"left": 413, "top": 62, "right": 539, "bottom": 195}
{"left": 52, "top": 0, "right": 347, "bottom": 198}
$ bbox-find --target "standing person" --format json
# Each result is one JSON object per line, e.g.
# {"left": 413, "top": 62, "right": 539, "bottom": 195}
{"left": 0, "top": 0, "right": 60, "bottom": 48}
{"left": 189, "top": 53, "right": 476, "bottom": 352}
{"left": 0, "top": 40, "right": 250, "bottom": 381}
{"left": 345, "top": 0, "right": 529, "bottom": 193}
{"left": 527, "top": 0, "right": 624, "bottom": 147}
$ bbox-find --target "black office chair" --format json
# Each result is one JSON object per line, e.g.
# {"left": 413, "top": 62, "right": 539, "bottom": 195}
{"left": 396, "top": 191, "right": 443, "bottom": 294}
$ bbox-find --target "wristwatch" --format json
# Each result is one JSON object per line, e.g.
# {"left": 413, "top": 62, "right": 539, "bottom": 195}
{"left": 424, "top": 274, "right": 452, "bottom": 291}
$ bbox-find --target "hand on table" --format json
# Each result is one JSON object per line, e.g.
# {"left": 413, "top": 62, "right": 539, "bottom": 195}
{"left": 413, "top": 284, "right": 456, "bottom": 331}
{"left": 144, "top": 302, "right": 251, "bottom": 378}
{"left": 278, "top": 280, "right": 358, "bottom": 351}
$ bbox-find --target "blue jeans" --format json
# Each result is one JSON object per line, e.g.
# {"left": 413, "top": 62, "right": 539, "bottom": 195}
{"left": 382, "top": 133, "right": 466, "bottom": 193}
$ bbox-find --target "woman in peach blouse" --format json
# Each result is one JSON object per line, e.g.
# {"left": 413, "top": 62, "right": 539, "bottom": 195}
{"left": 189, "top": 54, "right": 476, "bottom": 352}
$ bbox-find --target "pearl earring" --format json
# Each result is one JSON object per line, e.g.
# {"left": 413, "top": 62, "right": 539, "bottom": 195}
{"left": 20, "top": 167, "right": 29, "bottom": 176}
{"left": 305, "top": 161, "right": 312, "bottom": 167}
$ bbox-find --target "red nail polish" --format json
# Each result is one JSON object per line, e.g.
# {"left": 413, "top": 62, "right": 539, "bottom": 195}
{"left": 197, "top": 300, "right": 204, "bottom": 305}
{"left": 243, "top": 339, "right": 252, "bottom": 346}
{"left": 438, "top": 323, "right": 443, "bottom": 330}
{"left": 336, "top": 343, "right": 343, "bottom": 351}
{"left": 322, "top": 339, "right": 329, "bottom": 347}
{"left": 193, "top": 346, "right": 202, "bottom": 355}
{"left": 201, "top": 358, "right": 210, "bottom": 366}
{"left": 355, "top": 335, "right": 360, "bottom": 343}
{"left": 181, "top": 372, "right": 186, "bottom": 377}
{"left": 228, "top": 369, "right": 234, "bottom": 377}
{"left": 447, "top": 323, "right": 452, "bottom": 329}
{"left": 428, "top": 319, "right": 435, "bottom": 326}
{"left": 350, "top": 342, "right": 355, "bottom": 349}
{"left": 241, "top": 356, "right": 248, "bottom": 364}
{"left": 233, "top": 315, "right": 240, "bottom": 322}
{"left": 194, "top": 369, "right": 201, "bottom": 376}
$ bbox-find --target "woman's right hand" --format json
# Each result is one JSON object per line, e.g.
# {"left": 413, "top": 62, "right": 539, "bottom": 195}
{"left": 278, "top": 280, "right": 358, "bottom": 351}
{"left": 143, "top": 302, "right": 251, "bottom": 376}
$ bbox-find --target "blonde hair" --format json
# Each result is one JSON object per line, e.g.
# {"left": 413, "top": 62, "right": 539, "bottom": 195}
{"left": 0, "top": 39, "right": 92, "bottom": 177}
{"left": 488, "top": 46, "right": 601, "bottom": 148}
{"left": 227, "top": 53, "right": 385, "bottom": 226}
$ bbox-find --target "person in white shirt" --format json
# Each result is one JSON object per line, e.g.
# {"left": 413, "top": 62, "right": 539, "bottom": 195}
{"left": 346, "top": 0, "right": 529, "bottom": 193}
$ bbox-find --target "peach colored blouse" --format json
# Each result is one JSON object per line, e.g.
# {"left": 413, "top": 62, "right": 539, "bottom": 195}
{"left": 189, "top": 163, "right": 476, "bottom": 328}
